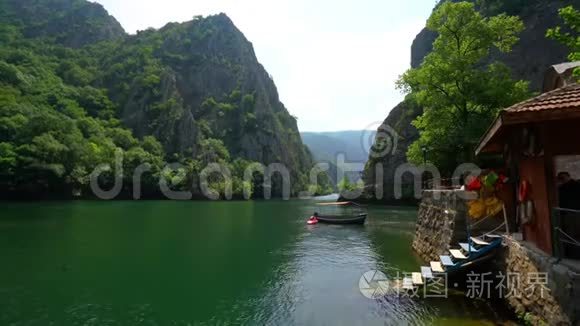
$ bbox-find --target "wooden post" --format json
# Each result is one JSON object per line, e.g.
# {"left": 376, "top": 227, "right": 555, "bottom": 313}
{"left": 503, "top": 204, "right": 510, "bottom": 235}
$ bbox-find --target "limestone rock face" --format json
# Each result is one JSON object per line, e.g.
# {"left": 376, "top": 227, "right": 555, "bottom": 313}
{"left": 113, "top": 14, "right": 313, "bottom": 179}
{"left": 122, "top": 69, "right": 199, "bottom": 155}
{"left": 363, "top": 0, "right": 575, "bottom": 203}
{"left": 0, "top": 0, "right": 126, "bottom": 47}
{"left": 0, "top": 1, "right": 314, "bottom": 186}
{"left": 362, "top": 100, "right": 421, "bottom": 202}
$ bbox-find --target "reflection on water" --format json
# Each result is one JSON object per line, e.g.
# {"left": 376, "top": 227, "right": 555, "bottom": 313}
{"left": 0, "top": 201, "right": 514, "bottom": 325}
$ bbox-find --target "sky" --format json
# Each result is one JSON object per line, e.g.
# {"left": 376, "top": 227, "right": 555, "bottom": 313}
{"left": 93, "top": 0, "right": 435, "bottom": 132}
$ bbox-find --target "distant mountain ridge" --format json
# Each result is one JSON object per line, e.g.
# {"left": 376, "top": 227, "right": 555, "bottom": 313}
{"left": 301, "top": 130, "right": 375, "bottom": 163}
{"left": 301, "top": 130, "right": 375, "bottom": 183}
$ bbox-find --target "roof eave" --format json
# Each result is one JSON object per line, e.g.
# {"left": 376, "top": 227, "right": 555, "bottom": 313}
{"left": 475, "top": 114, "right": 504, "bottom": 156}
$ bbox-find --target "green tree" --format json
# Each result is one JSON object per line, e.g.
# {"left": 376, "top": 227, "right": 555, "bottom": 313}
{"left": 197, "top": 138, "right": 230, "bottom": 164}
{"left": 547, "top": 6, "right": 580, "bottom": 78}
{"left": 142, "top": 136, "right": 165, "bottom": 157}
{"left": 397, "top": 1, "right": 531, "bottom": 174}
{"left": 0, "top": 142, "right": 17, "bottom": 174}
{"left": 338, "top": 176, "right": 353, "bottom": 192}
{"left": 230, "top": 158, "right": 256, "bottom": 198}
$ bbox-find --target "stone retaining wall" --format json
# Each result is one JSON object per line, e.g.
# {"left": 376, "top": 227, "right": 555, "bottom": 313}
{"left": 501, "top": 238, "right": 579, "bottom": 325}
{"left": 412, "top": 191, "right": 458, "bottom": 262}
{"left": 412, "top": 190, "right": 498, "bottom": 262}
{"left": 413, "top": 190, "right": 580, "bottom": 325}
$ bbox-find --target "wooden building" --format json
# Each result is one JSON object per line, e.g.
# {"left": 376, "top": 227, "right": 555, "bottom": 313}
{"left": 476, "top": 63, "right": 580, "bottom": 257}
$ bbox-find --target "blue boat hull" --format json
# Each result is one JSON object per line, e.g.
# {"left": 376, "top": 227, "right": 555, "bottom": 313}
{"left": 445, "top": 238, "right": 503, "bottom": 274}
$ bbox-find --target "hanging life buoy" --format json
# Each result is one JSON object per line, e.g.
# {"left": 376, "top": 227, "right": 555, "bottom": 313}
{"left": 519, "top": 201, "right": 535, "bottom": 225}
{"left": 517, "top": 180, "right": 534, "bottom": 225}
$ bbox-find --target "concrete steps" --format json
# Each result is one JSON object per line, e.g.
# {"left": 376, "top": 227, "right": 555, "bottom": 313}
{"left": 440, "top": 255, "right": 454, "bottom": 266}
{"left": 400, "top": 234, "right": 500, "bottom": 290}
{"left": 402, "top": 277, "right": 414, "bottom": 290}
{"left": 412, "top": 272, "right": 424, "bottom": 285}
{"left": 430, "top": 261, "right": 444, "bottom": 273}
{"left": 450, "top": 249, "right": 468, "bottom": 260}
{"left": 421, "top": 266, "right": 434, "bottom": 279}
{"left": 459, "top": 242, "right": 479, "bottom": 253}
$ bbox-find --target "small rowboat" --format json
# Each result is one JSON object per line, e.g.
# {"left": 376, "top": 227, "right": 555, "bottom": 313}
{"left": 307, "top": 217, "right": 319, "bottom": 225}
{"left": 316, "top": 214, "right": 367, "bottom": 225}
{"left": 307, "top": 201, "right": 367, "bottom": 225}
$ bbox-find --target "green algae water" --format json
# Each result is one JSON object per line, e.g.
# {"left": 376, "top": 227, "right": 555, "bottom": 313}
{"left": 0, "top": 201, "right": 514, "bottom": 325}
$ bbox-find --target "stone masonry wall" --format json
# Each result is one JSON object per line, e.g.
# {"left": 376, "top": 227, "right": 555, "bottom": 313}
{"left": 413, "top": 189, "right": 503, "bottom": 262}
{"left": 414, "top": 191, "right": 580, "bottom": 325}
{"left": 413, "top": 190, "right": 466, "bottom": 262}
{"left": 502, "top": 238, "right": 579, "bottom": 325}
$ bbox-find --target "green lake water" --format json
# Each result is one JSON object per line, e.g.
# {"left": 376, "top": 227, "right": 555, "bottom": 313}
{"left": 0, "top": 200, "right": 515, "bottom": 325}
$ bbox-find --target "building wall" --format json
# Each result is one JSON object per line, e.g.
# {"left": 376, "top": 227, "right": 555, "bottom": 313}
{"left": 545, "top": 120, "right": 580, "bottom": 156}
{"left": 514, "top": 120, "right": 580, "bottom": 255}
{"left": 519, "top": 156, "right": 553, "bottom": 254}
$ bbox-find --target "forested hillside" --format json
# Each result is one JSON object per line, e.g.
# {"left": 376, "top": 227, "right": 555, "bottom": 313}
{"left": 0, "top": 0, "right": 319, "bottom": 198}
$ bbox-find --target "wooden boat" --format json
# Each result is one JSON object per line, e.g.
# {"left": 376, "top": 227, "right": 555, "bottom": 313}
{"left": 316, "top": 214, "right": 367, "bottom": 225}
{"left": 309, "top": 201, "right": 367, "bottom": 225}
{"left": 438, "top": 236, "right": 503, "bottom": 275}
{"left": 399, "top": 235, "right": 505, "bottom": 290}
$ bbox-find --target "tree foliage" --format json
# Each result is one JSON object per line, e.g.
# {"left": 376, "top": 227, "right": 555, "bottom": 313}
{"left": 397, "top": 1, "right": 531, "bottom": 174}
{"left": 547, "top": 5, "right": 580, "bottom": 77}
{"left": 0, "top": 1, "right": 324, "bottom": 199}
{"left": 337, "top": 176, "right": 363, "bottom": 193}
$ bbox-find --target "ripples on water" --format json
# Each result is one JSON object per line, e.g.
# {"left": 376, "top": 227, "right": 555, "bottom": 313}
{"left": 0, "top": 201, "right": 514, "bottom": 325}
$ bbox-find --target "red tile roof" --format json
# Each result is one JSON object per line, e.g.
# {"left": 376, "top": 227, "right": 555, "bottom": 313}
{"left": 476, "top": 83, "right": 580, "bottom": 154}
{"left": 504, "top": 83, "right": 580, "bottom": 115}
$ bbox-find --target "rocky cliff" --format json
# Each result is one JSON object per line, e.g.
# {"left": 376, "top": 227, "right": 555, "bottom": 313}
{"left": 363, "top": 100, "right": 422, "bottom": 202}
{"left": 102, "top": 14, "right": 313, "bottom": 182}
{"left": 0, "top": 0, "right": 126, "bottom": 47}
{"left": 0, "top": 0, "right": 313, "bottom": 198}
{"left": 363, "top": 0, "right": 577, "bottom": 202}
